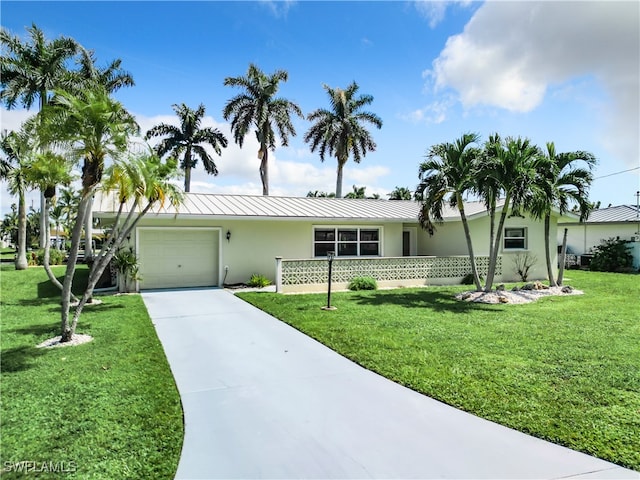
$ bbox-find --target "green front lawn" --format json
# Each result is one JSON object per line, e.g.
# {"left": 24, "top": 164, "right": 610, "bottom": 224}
{"left": 0, "top": 264, "right": 183, "bottom": 479}
{"left": 238, "top": 270, "right": 640, "bottom": 471}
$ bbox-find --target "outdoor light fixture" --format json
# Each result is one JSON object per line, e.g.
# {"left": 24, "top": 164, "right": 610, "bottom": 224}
{"left": 322, "top": 251, "right": 337, "bottom": 311}
{"left": 226, "top": 230, "right": 231, "bottom": 242}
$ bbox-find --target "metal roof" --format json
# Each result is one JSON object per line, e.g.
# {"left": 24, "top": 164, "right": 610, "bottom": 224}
{"left": 583, "top": 205, "right": 640, "bottom": 224}
{"left": 93, "top": 192, "right": 498, "bottom": 222}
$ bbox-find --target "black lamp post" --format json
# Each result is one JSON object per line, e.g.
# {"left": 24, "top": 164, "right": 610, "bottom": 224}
{"left": 322, "top": 250, "right": 337, "bottom": 311}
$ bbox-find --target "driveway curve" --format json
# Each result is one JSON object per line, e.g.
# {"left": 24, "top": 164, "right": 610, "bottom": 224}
{"left": 142, "top": 288, "right": 638, "bottom": 479}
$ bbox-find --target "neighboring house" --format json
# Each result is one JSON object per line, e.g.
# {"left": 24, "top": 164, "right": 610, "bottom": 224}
{"left": 92, "top": 193, "right": 562, "bottom": 292}
{"left": 558, "top": 204, "right": 640, "bottom": 270}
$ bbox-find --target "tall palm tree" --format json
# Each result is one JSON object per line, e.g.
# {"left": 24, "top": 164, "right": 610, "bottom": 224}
{"left": 37, "top": 86, "right": 138, "bottom": 342}
{"left": 1, "top": 23, "right": 79, "bottom": 248}
{"left": 476, "top": 134, "right": 506, "bottom": 274}
{"left": 65, "top": 48, "right": 135, "bottom": 94}
{"left": 417, "top": 133, "right": 483, "bottom": 291}
{"left": 482, "top": 136, "right": 542, "bottom": 291}
{"left": 0, "top": 129, "right": 34, "bottom": 270}
{"left": 223, "top": 64, "right": 303, "bottom": 196}
{"left": 145, "top": 103, "right": 227, "bottom": 192}
{"left": 530, "top": 142, "right": 595, "bottom": 286}
{"left": 304, "top": 82, "right": 382, "bottom": 198}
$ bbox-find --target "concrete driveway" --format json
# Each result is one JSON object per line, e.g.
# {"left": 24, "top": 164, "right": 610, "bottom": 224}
{"left": 142, "top": 288, "right": 638, "bottom": 479}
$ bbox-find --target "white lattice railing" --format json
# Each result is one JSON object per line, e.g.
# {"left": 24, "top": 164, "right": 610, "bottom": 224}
{"left": 276, "top": 255, "right": 501, "bottom": 291}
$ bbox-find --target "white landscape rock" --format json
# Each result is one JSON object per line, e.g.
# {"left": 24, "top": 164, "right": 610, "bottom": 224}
{"left": 456, "top": 286, "right": 584, "bottom": 304}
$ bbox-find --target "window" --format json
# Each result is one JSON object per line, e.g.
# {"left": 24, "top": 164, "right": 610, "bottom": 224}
{"left": 313, "top": 227, "right": 380, "bottom": 257}
{"left": 504, "top": 227, "right": 527, "bottom": 249}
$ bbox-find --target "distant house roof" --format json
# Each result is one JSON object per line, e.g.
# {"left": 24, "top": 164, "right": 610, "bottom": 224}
{"left": 93, "top": 193, "right": 501, "bottom": 223}
{"left": 560, "top": 205, "right": 640, "bottom": 224}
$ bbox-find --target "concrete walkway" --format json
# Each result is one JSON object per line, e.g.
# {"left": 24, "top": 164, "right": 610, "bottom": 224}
{"left": 142, "top": 288, "right": 638, "bottom": 480}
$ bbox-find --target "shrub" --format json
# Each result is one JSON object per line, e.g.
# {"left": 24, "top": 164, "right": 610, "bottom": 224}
{"left": 590, "top": 238, "right": 633, "bottom": 272}
{"left": 348, "top": 276, "right": 378, "bottom": 291}
{"left": 460, "top": 272, "right": 483, "bottom": 285}
{"left": 27, "top": 248, "right": 65, "bottom": 266}
{"left": 114, "top": 248, "right": 141, "bottom": 292}
{"left": 47, "top": 248, "right": 65, "bottom": 265}
{"left": 512, "top": 252, "right": 538, "bottom": 282}
{"left": 247, "top": 273, "right": 271, "bottom": 288}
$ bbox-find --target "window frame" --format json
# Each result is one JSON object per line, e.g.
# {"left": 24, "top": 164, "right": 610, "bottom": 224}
{"left": 312, "top": 226, "right": 383, "bottom": 258}
{"left": 503, "top": 227, "right": 527, "bottom": 250}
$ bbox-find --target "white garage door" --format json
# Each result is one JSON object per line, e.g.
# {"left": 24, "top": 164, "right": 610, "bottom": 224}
{"left": 138, "top": 229, "right": 219, "bottom": 290}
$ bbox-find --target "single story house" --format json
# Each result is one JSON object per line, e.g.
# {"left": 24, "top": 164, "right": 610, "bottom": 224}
{"left": 92, "top": 193, "right": 564, "bottom": 292}
{"left": 558, "top": 204, "right": 640, "bottom": 270}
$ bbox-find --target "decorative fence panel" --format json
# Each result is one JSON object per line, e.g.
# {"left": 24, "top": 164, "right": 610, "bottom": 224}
{"left": 279, "top": 255, "right": 500, "bottom": 289}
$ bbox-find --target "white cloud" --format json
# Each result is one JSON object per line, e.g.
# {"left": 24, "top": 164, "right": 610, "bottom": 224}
{"left": 0, "top": 108, "right": 396, "bottom": 215}
{"left": 259, "top": 0, "right": 296, "bottom": 18}
{"left": 427, "top": 1, "right": 639, "bottom": 167}
{"left": 413, "top": 0, "right": 473, "bottom": 28}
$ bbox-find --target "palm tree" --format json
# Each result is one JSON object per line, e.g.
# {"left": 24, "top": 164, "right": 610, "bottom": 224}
{"left": 306, "top": 191, "right": 335, "bottom": 198}
{"left": 389, "top": 186, "right": 412, "bottom": 200}
{"left": 530, "top": 143, "right": 595, "bottom": 286}
{"left": 49, "top": 203, "right": 66, "bottom": 249}
{"left": 37, "top": 86, "right": 138, "bottom": 342}
{"left": 0, "top": 129, "right": 34, "bottom": 270}
{"left": 69, "top": 150, "right": 183, "bottom": 333}
{"left": 304, "top": 82, "right": 382, "bottom": 198}
{"left": 57, "top": 186, "right": 79, "bottom": 236}
{"left": 417, "top": 133, "right": 483, "bottom": 291}
{"left": 481, "top": 136, "right": 543, "bottom": 291}
{"left": 223, "top": 64, "right": 303, "bottom": 196}
{"left": 1, "top": 23, "right": 79, "bottom": 248}
{"left": 24, "top": 150, "right": 74, "bottom": 293}
{"left": 345, "top": 185, "right": 367, "bottom": 199}
{"left": 145, "top": 103, "right": 227, "bottom": 192}
{"left": 1, "top": 204, "right": 19, "bottom": 247}
{"left": 65, "top": 48, "right": 134, "bottom": 94}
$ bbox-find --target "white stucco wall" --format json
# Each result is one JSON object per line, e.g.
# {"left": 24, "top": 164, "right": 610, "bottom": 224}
{"left": 415, "top": 214, "right": 555, "bottom": 282}
{"left": 558, "top": 223, "right": 640, "bottom": 254}
{"left": 127, "top": 216, "right": 404, "bottom": 285}
{"left": 104, "top": 208, "right": 558, "bottom": 288}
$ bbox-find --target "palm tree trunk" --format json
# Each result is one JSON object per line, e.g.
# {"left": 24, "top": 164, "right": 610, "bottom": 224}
{"left": 557, "top": 228, "right": 568, "bottom": 285}
{"left": 39, "top": 192, "right": 47, "bottom": 248}
{"left": 458, "top": 195, "right": 482, "bottom": 291}
{"left": 184, "top": 147, "right": 192, "bottom": 192}
{"left": 37, "top": 93, "right": 47, "bottom": 249}
{"left": 41, "top": 196, "right": 77, "bottom": 300}
{"left": 84, "top": 196, "right": 94, "bottom": 262}
{"left": 15, "top": 189, "right": 28, "bottom": 270}
{"left": 544, "top": 214, "right": 557, "bottom": 286}
{"left": 488, "top": 200, "right": 496, "bottom": 272}
{"left": 60, "top": 193, "right": 91, "bottom": 342}
{"left": 184, "top": 166, "right": 191, "bottom": 193}
{"left": 335, "top": 157, "right": 347, "bottom": 198}
{"left": 485, "top": 194, "right": 511, "bottom": 291}
{"left": 260, "top": 146, "right": 269, "bottom": 196}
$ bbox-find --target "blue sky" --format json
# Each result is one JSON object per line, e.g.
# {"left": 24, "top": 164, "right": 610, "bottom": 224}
{"left": 1, "top": 1, "right": 639, "bottom": 215}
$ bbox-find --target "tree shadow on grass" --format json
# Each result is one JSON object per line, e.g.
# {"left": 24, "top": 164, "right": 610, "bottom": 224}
{"left": 36, "top": 269, "right": 89, "bottom": 299}
{"left": 350, "top": 290, "right": 505, "bottom": 313}
{"left": 1, "top": 345, "right": 47, "bottom": 373}
{"left": 8, "top": 322, "right": 60, "bottom": 338}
